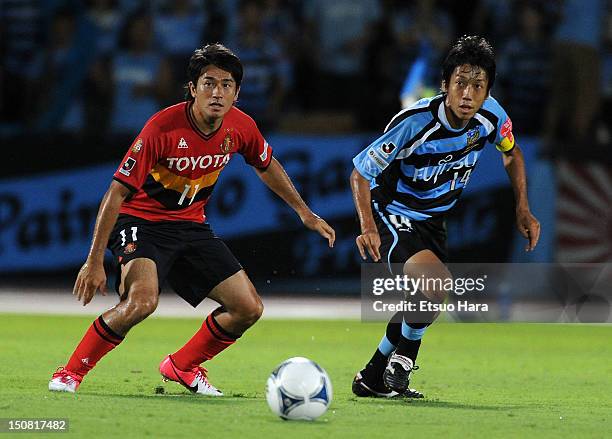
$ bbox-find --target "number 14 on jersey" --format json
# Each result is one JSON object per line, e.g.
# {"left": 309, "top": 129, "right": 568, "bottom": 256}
{"left": 450, "top": 169, "right": 472, "bottom": 191}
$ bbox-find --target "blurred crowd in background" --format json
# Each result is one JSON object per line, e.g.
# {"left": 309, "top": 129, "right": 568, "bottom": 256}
{"left": 1, "top": 0, "right": 610, "bottom": 149}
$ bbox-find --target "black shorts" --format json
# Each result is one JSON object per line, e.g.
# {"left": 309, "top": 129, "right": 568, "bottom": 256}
{"left": 372, "top": 201, "right": 448, "bottom": 270}
{"left": 108, "top": 214, "right": 242, "bottom": 307}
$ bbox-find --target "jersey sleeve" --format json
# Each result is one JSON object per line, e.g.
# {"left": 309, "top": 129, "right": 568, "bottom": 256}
{"left": 113, "top": 123, "right": 162, "bottom": 192}
{"left": 492, "top": 103, "right": 516, "bottom": 153}
{"left": 239, "top": 117, "right": 273, "bottom": 169}
{"left": 352, "top": 118, "right": 416, "bottom": 181}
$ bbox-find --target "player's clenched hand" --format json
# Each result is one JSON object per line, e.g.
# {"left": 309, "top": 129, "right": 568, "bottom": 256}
{"left": 516, "top": 208, "right": 540, "bottom": 252}
{"left": 301, "top": 212, "right": 336, "bottom": 247}
{"left": 73, "top": 261, "right": 107, "bottom": 306}
{"left": 356, "top": 231, "right": 381, "bottom": 262}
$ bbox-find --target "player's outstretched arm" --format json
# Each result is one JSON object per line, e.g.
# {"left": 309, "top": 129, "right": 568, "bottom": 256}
{"left": 502, "top": 144, "right": 540, "bottom": 251}
{"left": 254, "top": 157, "right": 335, "bottom": 247}
{"left": 74, "top": 181, "right": 131, "bottom": 305}
{"left": 350, "top": 168, "right": 381, "bottom": 262}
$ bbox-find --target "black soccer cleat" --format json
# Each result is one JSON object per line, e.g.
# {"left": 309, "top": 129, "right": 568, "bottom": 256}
{"left": 352, "top": 370, "right": 424, "bottom": 399}
{"left": 383, "top": 353, "right": 417, "bottom": 393}
{"left": 352, "top": 371, "right": 398, "bottom": 398}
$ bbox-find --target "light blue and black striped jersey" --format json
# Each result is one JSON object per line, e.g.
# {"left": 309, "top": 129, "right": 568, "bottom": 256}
{"left": 353, "top": 94, "right": 516, "bottom": 221}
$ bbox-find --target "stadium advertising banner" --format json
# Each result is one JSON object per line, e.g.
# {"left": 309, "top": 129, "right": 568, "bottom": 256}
{"left": 0, "top": 135, "right": 534, "bottom": 273}
{"left": 0, "top": 165, "right": 110, "bottom": 272}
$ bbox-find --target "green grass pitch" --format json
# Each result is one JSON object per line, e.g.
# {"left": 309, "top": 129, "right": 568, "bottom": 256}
{"left": 1, "top": 314, "right": 611, "bottom": 438}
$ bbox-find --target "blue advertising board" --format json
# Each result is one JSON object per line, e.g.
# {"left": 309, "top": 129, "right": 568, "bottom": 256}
{"left": 0, "top": 135, "right": 538, "bottom": 273}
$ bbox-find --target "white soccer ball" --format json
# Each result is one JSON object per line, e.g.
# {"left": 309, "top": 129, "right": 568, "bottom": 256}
{"left": 265, "top": 357, "right": 333, "bottom": 421}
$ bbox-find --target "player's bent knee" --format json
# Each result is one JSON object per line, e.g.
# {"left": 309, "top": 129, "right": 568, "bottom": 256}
{"left": 253, "top": 297, "right": 264, "bottom": 320}
{"left": 137, "top": 296, "right": 159, "bottom": 317}
{"left": 242, "top": 295, "right": 264, "bottom": 327}
{"left": 125, "top": 288, "right": 159, "bottom": 322}
{"left": 403, "top": 254, "right": 452, "bottom": 304}
{"left": 234, "top": 293, "right": 263, "bottom": 328}
{"left": 126, "top": 301, "right": 157, "bottom": 323}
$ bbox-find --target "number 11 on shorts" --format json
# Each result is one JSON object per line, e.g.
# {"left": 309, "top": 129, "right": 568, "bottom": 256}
{"left": 119, "top": 227, "right": 138, "bottom": 246}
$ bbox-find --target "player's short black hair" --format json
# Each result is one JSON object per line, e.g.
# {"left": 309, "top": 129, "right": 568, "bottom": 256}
{"left": 441, "top": 35, "right": 496, "bottom": 92}
{"left": 185, "top": 43, "right": 243, "bottom": 100}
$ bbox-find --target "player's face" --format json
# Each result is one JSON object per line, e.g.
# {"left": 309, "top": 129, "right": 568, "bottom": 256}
{"left": 442, "top": 64, "right": 489, "bottom": 129}
{"left": 190, "top": 65, "right": 239, "bottom": 122}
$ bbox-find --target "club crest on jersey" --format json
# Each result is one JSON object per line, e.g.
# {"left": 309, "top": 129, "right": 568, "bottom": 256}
{"left": 221, "top": 129, "right": 233, "bottom": 153}
{"left": 466, "top": 128, "right": 480, "bottom": 148}
{"left": 119, "top": 157, "right": 136, "bottom": 176}
{"left": 178, "top": 137, "right": 189, "bottom": 148}
{"left": 124, "top": 242, "right": 137, "bottom": 254}
{"left": 131, "top": 138, "right": 143, "bottom": 153}
{"left": 379, "top": 142, "right": 397, "bottom": 157}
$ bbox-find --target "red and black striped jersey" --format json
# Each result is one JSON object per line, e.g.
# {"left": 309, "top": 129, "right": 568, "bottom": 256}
{"left": 113, "top": 102, "right": 272, "bottom": 222}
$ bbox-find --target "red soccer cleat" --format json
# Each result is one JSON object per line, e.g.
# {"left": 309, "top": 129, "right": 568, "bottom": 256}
{"left": 159, "top": 355, "right": 223, "bottom": 396}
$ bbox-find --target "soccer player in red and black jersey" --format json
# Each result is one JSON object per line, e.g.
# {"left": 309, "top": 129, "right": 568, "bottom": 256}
{"left": 49, "top": 44, "right": 335, "bottom": 395}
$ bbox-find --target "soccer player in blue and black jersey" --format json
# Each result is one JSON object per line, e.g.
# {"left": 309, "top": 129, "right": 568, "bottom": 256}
{"left": 350, "top": 36, "right": 541, "bottom": 398}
